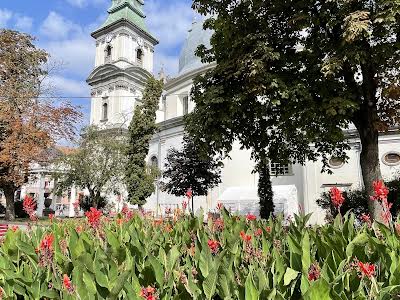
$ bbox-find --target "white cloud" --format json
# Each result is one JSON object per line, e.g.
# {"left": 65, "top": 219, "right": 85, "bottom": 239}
{"left": 15, "top": 15, "right": 33, "bottom": 32}
{"left": 42, "top": 37, "right": 95, "bottom": 77}
{"left": 38, "top": 12, "right": 96, "bottom": 78}
{"left": 50, "top": 75, "right": 90, "bottom": 96}
{"left": 153, "top": 52, "right": 180, "bottom": 77}
{"left": 65, "top": 0, "right": 107, "bottom": 8}
{"left": 0, "top": 9, "right": 13, "bottom": 28}
{"left": 146, "top": 1, "right": 194, "bottom": 51}
{"left": 40, "top": 11, "right": 82, "bottom": 39}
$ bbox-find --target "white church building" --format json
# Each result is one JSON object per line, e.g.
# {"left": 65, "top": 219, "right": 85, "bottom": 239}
{"left": 86, "top": 0, "right": 400, "bottom": 223}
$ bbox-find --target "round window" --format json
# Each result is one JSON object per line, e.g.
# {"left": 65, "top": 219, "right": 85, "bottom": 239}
{"left": 328, "top": 157, "right": 345, "bottom": 169}
{"left": 382, "top": 152, "right": 400, "bottom": 166}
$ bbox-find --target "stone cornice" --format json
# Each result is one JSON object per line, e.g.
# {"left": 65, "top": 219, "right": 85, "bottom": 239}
{"left": 164, "top": 63, "right": 216, "bottom": 93}
{"left": 92, "top": 19, "right": 158, "bottom": 45}
{"left": 86, "top": 64, "right": 152, "bottom": 88}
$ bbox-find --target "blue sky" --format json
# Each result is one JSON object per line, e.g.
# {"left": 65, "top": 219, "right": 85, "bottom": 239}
{"left": 0, "top": 0, "right": 195, "bottom": 125}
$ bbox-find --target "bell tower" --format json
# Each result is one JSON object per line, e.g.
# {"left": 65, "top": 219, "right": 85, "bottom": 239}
{"left": 87, "top": 0, "right": 158, "bottom": 129}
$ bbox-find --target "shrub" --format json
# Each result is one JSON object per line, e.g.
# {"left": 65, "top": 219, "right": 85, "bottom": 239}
{"left": 13, "top": 200, "right": 29, "bottom": 218}
{"left": 79, "top": 195, "right": 107, "bottom": 212}
{"left": 317, "top": 177, "right": 400, "bottom": 222}
{"left": 1, "top": 207, "right": 400, "bottom": 299}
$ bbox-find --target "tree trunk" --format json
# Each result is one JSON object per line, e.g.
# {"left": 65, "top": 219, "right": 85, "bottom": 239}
{"left": 257, "top": 157, "right": 274, "bottom": 219}
{"left": 358, "top": 124, "right": 383, "bottom": 221}
{"left": 3, "top": 186, "right": 16, "bottom": 221}
{"left": 89, "top": 190, "right": 99, "bottom": 209}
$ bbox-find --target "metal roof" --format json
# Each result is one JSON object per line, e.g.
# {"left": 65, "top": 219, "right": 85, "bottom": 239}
{"left": 178, "top": 20, "right": 213, "bottom": 76}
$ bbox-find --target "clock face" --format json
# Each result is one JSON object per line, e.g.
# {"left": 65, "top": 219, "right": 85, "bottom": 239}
{"left": 106, "top": 34, "right": 113, "bottom": 43}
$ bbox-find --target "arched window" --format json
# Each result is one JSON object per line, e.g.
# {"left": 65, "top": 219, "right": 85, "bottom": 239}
{"left": 102, "top": 103, "right": 108, "bottom": 121}
{"left": 105, "top": 45, "right": 112, "bottom": 63}
{"left": 136, "top": 48, "right": 143, "bottom": 63}
{"left": 150, "top": 156, "right": 158, "bottom": 168}
{"left": 382, "top": 152, "right": 400, "bottom": 166}
{"left": 328, "top": 157, "right": 345, "bottom": 169}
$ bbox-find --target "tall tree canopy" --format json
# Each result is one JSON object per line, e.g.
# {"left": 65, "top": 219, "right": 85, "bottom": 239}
{"left": 161, "top": 134, "right": 223, "bottom": 212}
{"left": 187, "top": 0, "right": 400, "bottom": 219}
{"left": 53, "top": 126, "right": 126, "bottom": 209}
{"left": 125, "top": 77, "right": 163, "bottom": 206}
{"left": 0, "top": 30, "right": 80, "bottom": 220}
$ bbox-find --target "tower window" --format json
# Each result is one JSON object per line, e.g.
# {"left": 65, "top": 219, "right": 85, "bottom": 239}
{"left": 136, "top": 49, "right": 143, "bottom": 63}
{"left": 183, "top": 96, "right": 189, "bottom": 115}
{"left": 102, "top": 102, "right": 108, "bottom": 121}
{"left": 270, "top": 162, "right": 292, "bottom": 176}
{"left": 150, "top": 156, "right": 158, "bottom": 168}
{"left": 105, "top": 45, "right": 112, "bottom": 63}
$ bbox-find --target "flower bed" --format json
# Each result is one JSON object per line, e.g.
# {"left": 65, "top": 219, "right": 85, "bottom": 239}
{"left": 0, "top": 182, "right": 399, "bottom": 299}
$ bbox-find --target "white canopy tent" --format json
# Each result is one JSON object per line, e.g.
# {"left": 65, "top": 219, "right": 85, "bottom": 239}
{"left": 217, "top": 185, "right": 299, "bottom": 218}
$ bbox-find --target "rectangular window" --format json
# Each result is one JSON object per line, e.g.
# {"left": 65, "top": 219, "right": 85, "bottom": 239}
{"left": 183, "top": 96, "right": 189, "bottom": 115}
{"left": 270, "top": 162, "right": 292, "bottom": 176}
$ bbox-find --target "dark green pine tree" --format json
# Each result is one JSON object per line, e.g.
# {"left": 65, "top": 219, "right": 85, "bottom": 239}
{"left": 256, "top": 155, "right": 274, "bottom": 219}
{"left": 161, "top": 134, "right": 223, "bottom": 212}
{"left": 125, "top": 77, "right": 163, "bottom": 206}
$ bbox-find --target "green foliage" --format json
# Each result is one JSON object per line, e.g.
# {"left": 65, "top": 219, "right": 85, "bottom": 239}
{"left": 53, "top": 126, "right": 126, "bottom": 208}
{"left": 2, "top": 211, "right": 400, "bottom": 299}
{"left": 187, "top": 0, "right": 400, "bottom": 219}
{"left": 256, "top": 157, "right": 274, "bottom": 219}
{"left": 161, "top": 134, "right": 223, "bottom": 198}
{"left": 317, "top": 177, "right": 400, "bottom": 222}
{"left": 125, "top": 77, "right": 163, "bottom": 206}
{"left": 79, "top": 195, "right": 107, "bottom": 212}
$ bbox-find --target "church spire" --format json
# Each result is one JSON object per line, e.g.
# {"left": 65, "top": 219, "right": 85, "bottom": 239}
{"left": 95, "top": 0, "right": 150, "bottom": 35}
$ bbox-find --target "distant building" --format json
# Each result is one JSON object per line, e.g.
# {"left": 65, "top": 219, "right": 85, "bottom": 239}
{"left": 0, "top": 147, "right": 83, "bottom": 218}
{"left": 87, "top": 0, "right": 400, "bottom": 223}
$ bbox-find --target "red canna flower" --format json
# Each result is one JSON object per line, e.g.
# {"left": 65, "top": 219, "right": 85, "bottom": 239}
{"left": 240, "top": 231, "right": 252, "bottom": 243}
{"left": 371, "top": 180, "right": 389, "bottom": 201}
{"left": 381, "top": 198, "right": 393, "bottom": 224}
{"left": 182, "top": 201, "right": 188, "bottom": 210}
{"left": 75, "top": 225, "right": 83, "bottom": 234}
{"left": 11, "top": 226, "right": 19, "bottom": 232}
{"left": 63, "top": 274, "right": 75, "bottom": 294}
{"left": 49, "top": 214, "right": 54, "bottom": 222}
{"left": 246, "top": 214, "right": 257, "bottom": 221}
{"left": 40, "top": 234, "right": 54, "bottom": 251}
{"left": 164, "top": 224, "right": 173, "bottom": 233}
{"left": 153, "top": 219, "right": 163, "bottom": 226}
{"left": 186, "top": 188, "right": 192, "bottom": 200}
{"left": 255, "top": 228, "right": 263, "bottom": 237}
{"left": 116, "top": 218, "right": 124, "bottom": 226}
{"left": 358, "top": 262, "right": 375, "bottom": 278}
{"left": 330, "top": 187, "right": 345, "bottom": 210}
{"left": 213, "top": 218, "right": 224, "bottom": 231}
{"left": 360, "top": 213, "right": 371, "bottom": 224}
{"left": 85, "top": 207, "right": 102, "bottom": 229}
{"left": 121, "top": 205, "right": 134, "bottom": 220}
{"left": 139, "top": 286, "right": 158, "bottom": 300}
{"left": 207, "top": 240, "right": 220, "bottom": 254}
{"left": 308, "top": 263, "right": 321, "bottom": 281}
{"left": 38, "top": 234, "right": 55, "bottom": 267}
{"left": 217, "top": 202, "right": 223, "bottom": 210}
{"left": 266, "top": 226, "right": 272, "bottom": 234}
{"left": 23, "top": 195, "right": 37, "bottom": 221}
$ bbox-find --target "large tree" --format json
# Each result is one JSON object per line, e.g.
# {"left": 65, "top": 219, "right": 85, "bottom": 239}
{"left": 53, "top": 126, "right": 126, "bottom": 208}
{"left": 0, "top": 30, "right": 79, "bottom": 220}
{"left": 161, "top": 134, "right": 223, "bottom": 213}
{"left": 187, "top": 0, "right": 400, "bottom": 219}
{"left": 125, "top": 77, "right": 163, "bottom": 206}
